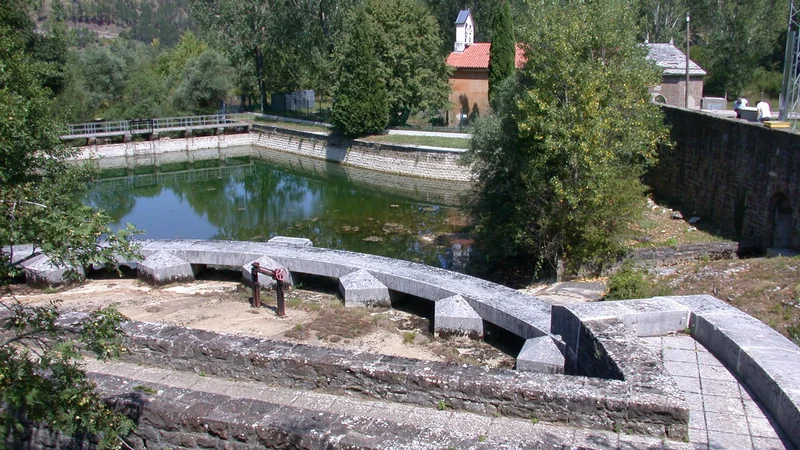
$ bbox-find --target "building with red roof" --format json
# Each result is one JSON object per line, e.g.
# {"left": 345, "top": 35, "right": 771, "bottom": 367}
{"left": 445, "top": 10, "right": 524, "bottom": 127}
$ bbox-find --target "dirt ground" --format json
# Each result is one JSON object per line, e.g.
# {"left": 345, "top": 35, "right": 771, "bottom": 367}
{"left": 6, "top": 279, "right": 516, "bottom": 369}
{"left": 627, "top": 197, "right": 730, "bottom": 248}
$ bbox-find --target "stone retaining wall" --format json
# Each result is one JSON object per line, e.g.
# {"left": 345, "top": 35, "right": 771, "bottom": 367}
{"left": 630, "top": 241, "right": 739, "bottom": 267}
{"left": 73, "top": 126, "right": 473, "bottom": 182}
{"left": 252, "top": 146, "right": 469, "bottom": 206}
{"left": 116, "top": 319, "right": 688, "bottom": 439}
{"left": 647, "top": 106, "right": 800, "bottom": 251}
{"left": 251, "top": 125, "right": 471, "bottom": 181}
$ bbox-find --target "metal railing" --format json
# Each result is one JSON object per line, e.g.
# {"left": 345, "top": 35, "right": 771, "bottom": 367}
{"left": 63, "top": 114, "right": 244, "bottom": 138}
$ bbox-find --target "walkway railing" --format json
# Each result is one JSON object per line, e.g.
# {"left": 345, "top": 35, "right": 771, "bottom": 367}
{"left": 62, "top": 114, "right": 248, "bottom": 140}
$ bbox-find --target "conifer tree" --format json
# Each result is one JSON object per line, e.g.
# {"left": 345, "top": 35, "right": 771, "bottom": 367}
{"left": 331, "top": 9, "right": 389, "bottom": 137}
{"left": 487, "top": 0, "right": 515, "bottom": 106}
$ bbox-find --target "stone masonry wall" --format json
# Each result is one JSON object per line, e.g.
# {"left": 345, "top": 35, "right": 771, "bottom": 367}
{"left": 251, "top": 125, "right": 472, "bottom": 182}
{"left": 647, "top": 106, "right": 800, "bottom": 251}
{"left": 119, "top": 320, "right": 688, "bottom": 439}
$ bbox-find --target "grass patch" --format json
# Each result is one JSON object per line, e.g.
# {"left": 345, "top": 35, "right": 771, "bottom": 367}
{"left": 302, "top": 306, "right": 375, "bottom": 341}
{"left": 605, "top": 262, "right": 673, "bottom": 300}
{"left": 133, "top": 385, "right": 157, "bottom": 394}
{"left": 253, "top": 118, "right": 332, "bottom": 134}
{"left": 363, "top": 134, "right": 469, "bottom": 149}
{"left": 659, "top": 256, "right": 800, "bottom": 342}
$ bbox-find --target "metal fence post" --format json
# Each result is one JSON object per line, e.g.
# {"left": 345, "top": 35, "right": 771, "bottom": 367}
{"left": 251, "top": 262, "right": 261, "bottom": 308}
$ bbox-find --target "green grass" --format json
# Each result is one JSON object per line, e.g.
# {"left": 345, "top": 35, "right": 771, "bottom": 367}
{"left": 363, "top": 134, "right": 470, "bottom": 149}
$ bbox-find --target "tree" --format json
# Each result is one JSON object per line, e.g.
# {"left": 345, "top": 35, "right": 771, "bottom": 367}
{"left": 174, "top": 49, "right": 234, "bottom": 114}
{"left": 0, "top": 1, "right": 139, "bottom": 445}
{"left": 190, "top": 0, "right": 354, "bottom": 111}
{"left": 488, "top": 0, "right": 514, "bottom": 106}
{"left": 331, "top": 8, "right": 389, "bottom": 137}
{"left": 466, "top": 0, "right": 668, "bottom": 280}
{"left": 636, "top": 0, "right": 690, "bottom": 45}
{"left": 79, "top": 45, "right": 128, "bottom": 113}
{"left": 689, "top": 0, "right": 785, "bottom": 97}
{"left": 365, "top": 0, "right": 451, "bottom": 125}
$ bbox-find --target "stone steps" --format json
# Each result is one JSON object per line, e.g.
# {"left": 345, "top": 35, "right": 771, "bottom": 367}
{"left": 84, "top": 360, "right": 693, "bottom": 449}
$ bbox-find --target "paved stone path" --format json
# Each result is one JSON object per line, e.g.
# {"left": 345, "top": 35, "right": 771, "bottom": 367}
{"left": 85, "top": 360, "right": 695, "bottom": 449}
{"left": 642, "top": 335, "right": 795, "bottom": 450}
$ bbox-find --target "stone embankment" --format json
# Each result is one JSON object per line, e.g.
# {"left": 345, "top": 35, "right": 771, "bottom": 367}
{"left": 75, "top": 124, "right": 472, "bottom": 182}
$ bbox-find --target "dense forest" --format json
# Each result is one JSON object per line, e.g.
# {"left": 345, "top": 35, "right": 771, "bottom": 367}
{"left": 32, "top": 0, "right": 792, "bottom": 123}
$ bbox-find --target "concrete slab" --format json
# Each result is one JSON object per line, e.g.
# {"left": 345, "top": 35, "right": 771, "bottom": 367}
{"left": 433, "top": 294, "right": 483, "bottom": 338}
{"left": 20, "top": 253, "right": 85, "bottom": 287}
{"left": 138, "top": 250, "right": 194, "bottom": 285}
{"left": 241, "top": 255, "right": 294, "bottom": 288}
{"left": 516, "top": 336, "right": 565, "bottom": 374}
{"left": 267, "top": 236, "right": 314, "bottom": 247}
{"left": 338, "top": 269, "right": 390, "bottom": 307}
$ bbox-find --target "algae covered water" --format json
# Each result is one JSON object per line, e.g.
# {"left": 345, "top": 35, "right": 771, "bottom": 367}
{"left": 85, "top": 149, "right": 472, "bottom": 269}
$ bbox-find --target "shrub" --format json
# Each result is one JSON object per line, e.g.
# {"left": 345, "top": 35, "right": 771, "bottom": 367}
{"left": 605, "top": 262, "right": 672, "bottom": 300}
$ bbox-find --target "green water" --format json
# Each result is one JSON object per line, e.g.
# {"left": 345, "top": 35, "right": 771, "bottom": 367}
{"left": 86, "top": 157, "right": 471, "bottom": 269}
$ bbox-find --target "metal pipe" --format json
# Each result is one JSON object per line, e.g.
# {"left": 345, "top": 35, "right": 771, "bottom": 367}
{"left": 250, "top": 262, "right": 288, "bottom": 317}
{"left": 251, "top": 262, "right": 261, "bottom": 308}
{"left": 685, "top": 12, "right": 690, "bottom": 109}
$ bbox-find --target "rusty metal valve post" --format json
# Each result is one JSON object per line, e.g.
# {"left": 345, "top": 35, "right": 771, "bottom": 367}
{"left": 250, "top": 262, "right": 288, "bottom": 317}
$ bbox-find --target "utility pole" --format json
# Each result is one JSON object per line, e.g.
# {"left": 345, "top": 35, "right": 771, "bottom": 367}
{"left": 685, "top": 12, "right": 690, "bottom": 109}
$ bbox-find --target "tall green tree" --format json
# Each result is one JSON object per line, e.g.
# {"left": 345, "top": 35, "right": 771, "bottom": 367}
{"left": 488, "top": 0, "right": 514, "bottom": 106}
{"left": 466, "top": 0, "right": 668, "bottom": 280}
{"left": 0, "top": 2, "right": 139, "bottom": 445}
{"left": 331, "top": 8, "right": 389, "bottom": 137}
{"left": 365, "top": 0, "right": 451, "bottom": 125}
{"left": 689, "top": 0, "right": 786, "bottom": 97}
{"left": 174, "top": 49, "right": 234, "bottom": 114}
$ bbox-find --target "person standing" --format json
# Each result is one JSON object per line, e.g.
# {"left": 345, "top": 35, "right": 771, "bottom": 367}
{"left": 733, "top": 97, "right": 748, "bottom": 119}
{"left": 756, "top": 100, "right": 773, "bottom": 122}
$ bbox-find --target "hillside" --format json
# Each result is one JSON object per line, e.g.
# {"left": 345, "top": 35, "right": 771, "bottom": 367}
{"left": 34, "top": 0, "right": 192, "bottom": 45}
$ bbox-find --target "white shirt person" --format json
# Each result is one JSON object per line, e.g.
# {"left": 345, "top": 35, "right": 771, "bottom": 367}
{"left": 756, "top": 100, "right": 772, "bottom": 122}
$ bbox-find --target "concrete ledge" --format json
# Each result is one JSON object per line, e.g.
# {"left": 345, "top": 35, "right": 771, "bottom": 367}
{"left": 266, "top": 236, "right": 313, "bottom": 247}
{"left": 516, "top": 336, "right": 565, "bottom": 374}
{"left": 124, "top": 239, "right": 553, "bottom": 343}
{"left": 434, "top": 294, "right": 483, "bottom": 338}
{"left": 137, "top": 250, "right": 195, "bottom": 286}
{"left": 20, "top": 254, "right": 84, "bottom": 287}
{"left": 338, "top": 269, "right": 390, "bottom": 307}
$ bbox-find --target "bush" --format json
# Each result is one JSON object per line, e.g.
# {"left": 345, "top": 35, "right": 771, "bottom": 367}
{"left": 605, "top": 262, "right": 672, "bottom": 300}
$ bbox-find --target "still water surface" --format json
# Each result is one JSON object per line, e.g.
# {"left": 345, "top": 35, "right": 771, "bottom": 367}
{"left": 86, "top": 155, "right": 471, "bottom": 269}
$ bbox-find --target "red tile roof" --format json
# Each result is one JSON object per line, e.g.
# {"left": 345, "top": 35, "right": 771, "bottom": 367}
{"left": 447, "top": 43, "right": 526, "bottom": 69}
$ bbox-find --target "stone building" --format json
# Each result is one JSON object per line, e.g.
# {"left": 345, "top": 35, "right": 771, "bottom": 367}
{"left": 645, "top": 43, "right": 706, "bottom": 109}
{"left": 445, "top": 10, "right": 524, "bottom": 127}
